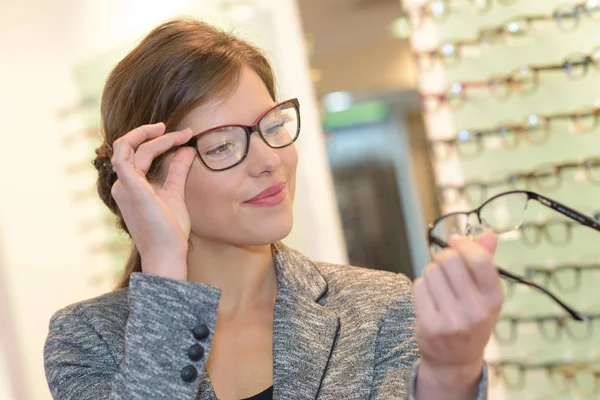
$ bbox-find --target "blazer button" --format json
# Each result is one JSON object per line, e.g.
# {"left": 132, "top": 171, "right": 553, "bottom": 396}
{"left": 188, "top": 344, "right": 204, "bottom": 361}
{"left": 181, "top": 365, "right": 198, "bottom": 382}
{"left": 192, "top": 323, "right": 210, "bottom": 340}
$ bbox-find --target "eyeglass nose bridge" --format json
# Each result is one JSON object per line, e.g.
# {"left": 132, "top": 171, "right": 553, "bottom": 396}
{"left": 465, "top": 223, "right": 486, "bottom": 238}
{"left": 462, "top": 212, "right": 486, "bottom": 238}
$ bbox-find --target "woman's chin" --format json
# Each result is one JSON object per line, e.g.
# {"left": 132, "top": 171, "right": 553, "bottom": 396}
{"left": 244, "top": 214, "right": 294, "bottom": 246}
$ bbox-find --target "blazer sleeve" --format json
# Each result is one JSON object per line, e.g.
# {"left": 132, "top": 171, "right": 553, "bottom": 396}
{"left": 44, "top": 272, "right": 221, "bottom": 400}
{"left": 369, "top": 273, "right": 488, "bottom": 400}
{"left": 369, "top": 273, "right": 419, "bottom": 399}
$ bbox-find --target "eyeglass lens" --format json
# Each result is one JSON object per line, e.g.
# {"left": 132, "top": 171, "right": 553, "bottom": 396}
{"left": 193, "top": 101, "right": 299, "bottom": 171}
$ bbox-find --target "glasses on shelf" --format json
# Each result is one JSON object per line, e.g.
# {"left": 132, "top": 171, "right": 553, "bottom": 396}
{"left": 182, "top": 98, "right": 300, "bottom": 171}
{"left": 422, "top": 50, "right": 600, "bottom": 111}
{"left": 415, "top": 0, "right": 600, "bottom": 69}
{"left": 405, "top": 0, "right": 452, "bottom": 26}
{"left": 430, "top": 106, "right": 600, "bottom": 159}
{"left": 428, "top": 190, "right": 600, "bottom": 320}
{"left": 56, "top": 96, "right": 99, "bottom": 120}
{"left": 524, "top": 262, "right": 600, "bottom": 293}
{"left": 547, "top": 365, "right": 600, "bottom": 395}
{"left": 61, "top": 127, "right": 101, "bottom": 148}
{"left": 438, "top": 157, "right": 600, "bottom": 205}
{"left": 406, "top": 0, "right": 521, "bottom": 27}
{"left": 509, "top": 158, "right": 600, "bottom": 191}
{"left": 494, "top": 312, "right": 600, "bottom": 344}
{"left": 478, "top": 1, "right": 600, "bottom": 40}
{"left": 489, "top": 359, "right": 600, "bottom": 392}
{"left": 78, "top": 215, "right": 117, "bottom": 235}
{"left": 412, "top": 40, "right": 480, "bottom": 70}
{"left": 518, "top": 219, "right": 578, "bottom": 247}
{"left": 414, "top": 1, "right": 600, "bottom": 70}
{"left": 89, "top": 239, "right": 130, "bottom": 255}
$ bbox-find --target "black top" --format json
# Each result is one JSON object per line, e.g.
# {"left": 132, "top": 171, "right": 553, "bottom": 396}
{"left": 241, "top": 386, "right": 273, "bottom": 400}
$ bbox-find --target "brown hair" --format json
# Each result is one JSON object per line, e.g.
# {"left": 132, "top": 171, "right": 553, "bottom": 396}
{"left": 92, "top": 18, "right": 277, "bottom": 289}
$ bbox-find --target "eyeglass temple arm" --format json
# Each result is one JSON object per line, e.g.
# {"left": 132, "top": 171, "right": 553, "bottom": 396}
{"left": 429, "top": 235, "right": 584, "bottom": 321}
{"left": 496, "top": 268, "right": 583, "bottom": 321}
{"left": 533, "top": 193, "right": 600, "bottom": 232}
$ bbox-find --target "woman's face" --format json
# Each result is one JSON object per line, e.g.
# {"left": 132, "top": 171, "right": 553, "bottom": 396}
{"left": 177, "top": 66, "right": 298, "bottom": 247}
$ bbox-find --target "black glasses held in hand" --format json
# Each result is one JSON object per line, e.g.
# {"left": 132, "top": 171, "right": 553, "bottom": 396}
{"left": 183, "top": 98, "right": 300, "bottom": 171}
{"left": 427, "top": 190, "right": 600, "bottom": 320}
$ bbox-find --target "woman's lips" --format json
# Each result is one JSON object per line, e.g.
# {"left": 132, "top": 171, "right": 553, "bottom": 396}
{"left": 244, "top": 182, "right": 286, "bottom": 206}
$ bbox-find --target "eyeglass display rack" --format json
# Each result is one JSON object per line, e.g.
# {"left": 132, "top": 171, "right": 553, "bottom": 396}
{"left": 404, "top": 0, "right": 600, "bottom": 398}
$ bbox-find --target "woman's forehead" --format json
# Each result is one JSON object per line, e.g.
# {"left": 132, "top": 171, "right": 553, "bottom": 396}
{"left": 182, "top": 67, "right": 275, "bottom": 132}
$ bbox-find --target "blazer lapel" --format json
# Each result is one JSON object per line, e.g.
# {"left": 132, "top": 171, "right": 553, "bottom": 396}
{"left": 271, "top": 243, "right": 340, "bottom": 399}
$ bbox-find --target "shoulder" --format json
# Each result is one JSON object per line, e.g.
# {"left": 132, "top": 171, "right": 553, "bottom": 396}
{"left": 48, "top": 288, "right": 129, "bottom": 336}
{"left": 315, "top": 261, "right": 412, "bottom": 298}
{"left": 314, "top": 261, "right": 414, "bottom": 318}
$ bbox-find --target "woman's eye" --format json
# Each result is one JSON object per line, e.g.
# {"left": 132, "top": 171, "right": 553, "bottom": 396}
{"left": 205, "top": 142, "right": 233, "bottom": 156}
{"left": 264, "top": 114, "right": 292, "bottom": 134}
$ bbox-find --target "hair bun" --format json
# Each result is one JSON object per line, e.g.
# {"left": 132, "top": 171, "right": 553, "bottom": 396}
{"left": 93, "top": 143, "right": 119, "bottom": 215}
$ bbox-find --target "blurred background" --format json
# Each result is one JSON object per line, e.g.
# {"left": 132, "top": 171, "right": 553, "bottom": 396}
{"left": 2, "top": 0, "right": 600, "bottom": 399}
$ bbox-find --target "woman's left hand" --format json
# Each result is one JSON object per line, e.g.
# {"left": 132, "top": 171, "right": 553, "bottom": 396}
{"left": 414, "top": 232, "right": 504, "bottom": 385}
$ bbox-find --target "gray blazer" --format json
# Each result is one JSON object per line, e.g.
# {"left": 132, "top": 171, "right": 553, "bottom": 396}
{"left": 44, "top": 243, "right": 487, "bottom": 399}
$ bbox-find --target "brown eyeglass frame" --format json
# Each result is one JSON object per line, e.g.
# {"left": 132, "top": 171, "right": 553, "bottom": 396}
{"left": 181, "top": 98, "right": 300, "bottom": 171}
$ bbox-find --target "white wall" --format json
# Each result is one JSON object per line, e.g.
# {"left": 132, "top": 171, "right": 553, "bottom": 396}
{"left": 0, "top": 1, "right": 346, "bottom": 398}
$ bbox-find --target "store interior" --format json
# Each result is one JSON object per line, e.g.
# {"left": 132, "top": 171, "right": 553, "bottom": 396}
{"left": 2, "top": 0, "right": 600, "bottom": 399}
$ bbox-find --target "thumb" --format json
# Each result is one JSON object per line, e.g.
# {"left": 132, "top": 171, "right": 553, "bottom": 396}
{"left": 476, "top": 231, "right": 497, "bottom": 255}
{"left": 162, "top": 147, "right": 197, "bottom": 194}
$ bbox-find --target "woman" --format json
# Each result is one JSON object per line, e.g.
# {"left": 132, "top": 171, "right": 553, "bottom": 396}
{"left": 43, "top": 19, "right": 503, "bottom": 400}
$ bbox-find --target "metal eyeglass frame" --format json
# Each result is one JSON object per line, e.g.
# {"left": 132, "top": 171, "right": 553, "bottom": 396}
{"left": 427, "top": 190, "right": 600, "bottom": 321}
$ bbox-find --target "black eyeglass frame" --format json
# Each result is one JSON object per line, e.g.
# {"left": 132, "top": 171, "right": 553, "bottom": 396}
{"left": 182, "top": 98, "right": 301, "bottom": 172}
{"left": 427, "top": 190, "right": 600, "bottom": 321}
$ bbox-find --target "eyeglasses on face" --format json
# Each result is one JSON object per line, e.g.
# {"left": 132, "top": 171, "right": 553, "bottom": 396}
{"left": 428, "top": 190, "right": 600, "bottom": 320}
{"left": 430, "top": 106, "right": 600, "bottom": 159}
{"left": 182, "top": 98, "right": 300, "bottom": 171}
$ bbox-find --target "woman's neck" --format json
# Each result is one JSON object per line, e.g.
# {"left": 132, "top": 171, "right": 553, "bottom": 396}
{"left": 186, "top": 237, "right": 278, "bottom": 315}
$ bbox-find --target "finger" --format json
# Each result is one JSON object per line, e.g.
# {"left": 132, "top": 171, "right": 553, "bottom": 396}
{"left": 133, "top": 128, "right": 193, "bottom": 174}
{"left": 423, "top": 262, "right": 461, "bottom": 319}
{"left": 162, "top": 147, "right": 197, "bottom": 194}
{"left": 475, "top": 231, "right": 497, "bottom": 255}
{"left": 434, "top": 248, "right": 476, "bottom": 300}
{"left": 414, "top": 277, "right": 440, "bottom": 333}
{"left": 436, "top": 249, "right": 491, "bottom": 323}
{"left": 449, "top": 235, "right": 503, "bottom": 303}
{"left": 111, "top": 122, "right": 166, "bottom": 183}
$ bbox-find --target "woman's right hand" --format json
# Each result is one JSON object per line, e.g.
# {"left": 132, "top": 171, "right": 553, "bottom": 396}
{"left": 110, "top": 122, "right": 196, "bottom": 281}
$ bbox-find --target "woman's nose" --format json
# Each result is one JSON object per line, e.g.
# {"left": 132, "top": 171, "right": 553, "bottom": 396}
{"left": 245, "top": 133, "right": 282, "bottom": 176}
